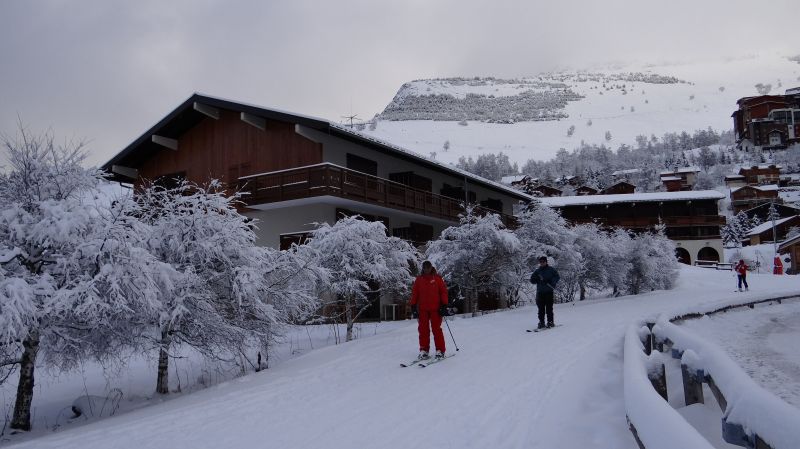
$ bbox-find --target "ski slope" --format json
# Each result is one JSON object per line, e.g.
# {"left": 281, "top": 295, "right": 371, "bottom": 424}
{"left": 363, "top": 53, "right": 800, "bottom": 165}
{"left": 7, "top": 267, "right": 800, "bottom": 449}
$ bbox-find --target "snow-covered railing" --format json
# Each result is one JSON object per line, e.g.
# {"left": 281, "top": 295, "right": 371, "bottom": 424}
{"left": 625, "top": 294, "right": 800, "bottom": 449}
{"left": 624, "top": 324, "right": 715, "bottom": 449}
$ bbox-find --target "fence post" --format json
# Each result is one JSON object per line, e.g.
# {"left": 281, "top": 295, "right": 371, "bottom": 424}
{"left": 681, "top": 364, "right": 704, "bottom": 406}
{"left": 705, "top": 374, "right": 727, "bottom": 411}
{"left": 649, "top": 363, "right": 668, "bottom": 401}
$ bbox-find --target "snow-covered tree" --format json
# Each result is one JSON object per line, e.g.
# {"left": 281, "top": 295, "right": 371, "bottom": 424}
{"left": 767, "top": 202, "right": 781, "bottom": 223}
{"left": 427, "top": 206, "right": 520, "bottom": 316}
{"left": 721, "top": 211, "right": 758, "bottom": 247}
{"left": 514, "top": 202, "right": 582, "bottom": 303}
{"left": 305, "top": 216, "right": 416, "bottom": 342}
{"left": 623, "top": 226, "right": 678, "bottom": 295}
{"left": 0, "top": 126, "right": 163, "bottom": 430}
{"left": 134, "top": 180, "right": 319, "bottom": 393}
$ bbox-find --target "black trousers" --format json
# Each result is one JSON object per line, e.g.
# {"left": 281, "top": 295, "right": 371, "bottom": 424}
{"left": 536, "top": 291, "right": 554, "bottom": 324}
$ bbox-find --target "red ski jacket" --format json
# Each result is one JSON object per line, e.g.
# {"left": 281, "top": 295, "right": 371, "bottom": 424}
{"left": 410, "top": 274, "right": 448, "bottom": 311}
{"left": 735, "top": 262, "right": 748, "bottom": 275}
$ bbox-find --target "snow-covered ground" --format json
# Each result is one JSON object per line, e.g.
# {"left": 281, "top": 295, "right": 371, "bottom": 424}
{"left": 680, "top": 300, "right": 800, "bottom": 408}
{"left": 363, "top": 53, "right": 800, "bottom": 165}
{"left": 3, "top": 266, "right": 799, "bottom": 449}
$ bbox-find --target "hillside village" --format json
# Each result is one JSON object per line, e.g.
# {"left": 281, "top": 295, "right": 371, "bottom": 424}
{"left": 2, "top": 25, "right": 800, "bottom": 449}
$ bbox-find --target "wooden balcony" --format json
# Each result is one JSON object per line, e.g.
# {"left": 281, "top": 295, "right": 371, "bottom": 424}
{"left": 566, "top": 215, "right": 726, "bottom": 228}
{"left": 237, "top": 163, "right": 517, "bottom": 228}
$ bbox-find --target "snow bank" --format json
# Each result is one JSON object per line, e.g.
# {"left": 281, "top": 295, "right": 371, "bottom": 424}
{"left": 652, "top": 298, "right": 800, "bottom": 449}
{"left": 623, "top": 324, "right": 714, "bottom": 449}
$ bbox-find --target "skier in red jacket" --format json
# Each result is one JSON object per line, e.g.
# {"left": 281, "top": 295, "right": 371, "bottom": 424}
{"left": 735, "top": 259, "right": 749, "bottom": 291}
{"left": 410, "top": 261, "right": 449, "bottom": 360}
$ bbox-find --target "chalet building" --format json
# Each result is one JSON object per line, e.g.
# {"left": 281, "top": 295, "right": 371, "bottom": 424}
{"left": 743, "top": 202, "right": 800, "bottom": 223}
{"left": 746, "top": 215, "right": 800, "bottom": 246}
{"left": 555, "top": 175, "right": 582, "bottom": 188}
{"left": 729, "top": 185, "right": 780, "bottom": 214}
{"left": 661, "top": 176, "right": 683, "bottom": 192}
{"left": 530, "top": 184, "right": 563, "bottom": 197}
{"left": 732, "top": 89, "right": 800, "bottom": 151}
{"left": 600, "top": 181, "right": 635, "bottom": 195}
{"left": 738, "top": 165, "right": 781, "bottom": 185}
{"left": 724, "top": 174, "right": 746, "bottom": 189}
{"left": 611, "top": 168, "right": 640, "bottom": 182}
{"left": 659, "top": 167, "right": 699, "bottom": 191}
{"left": 539, "top": 191, "right": 726, "bottom": 265}
{"left": 575, "top": 185, "right": 598, "bottom": 196}
{"left": 102, "top": 94, "right": 531, "bottom": 252}
{"left": 778, "top": 234, "right": 800, "bottom": 274}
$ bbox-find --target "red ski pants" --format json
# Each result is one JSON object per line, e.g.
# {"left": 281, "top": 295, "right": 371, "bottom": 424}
{"left": 418, "top": 310, "right": 445, "bottom": 353}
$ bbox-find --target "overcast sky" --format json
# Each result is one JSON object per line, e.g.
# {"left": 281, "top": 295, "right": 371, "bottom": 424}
{"left": 1, "top": 0, "right": 797, "bottom": 165}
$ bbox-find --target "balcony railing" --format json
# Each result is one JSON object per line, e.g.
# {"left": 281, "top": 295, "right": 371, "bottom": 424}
{"left": 237, "top": 163, "right": 517, "bottom": 228}
{"left": 564, "top": 215, "right": 726, "bottom": 228}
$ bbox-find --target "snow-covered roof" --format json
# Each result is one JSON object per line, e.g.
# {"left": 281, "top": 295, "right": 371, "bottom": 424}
{"left": 730, "top": 184, "right": 780, "bottom": 193}
{"left": 724, "top": 175, "right": 746, "bottom": 180}
{"left": 538, "top": 190, "right": 725, "bottom": 207}
{"left": 500, "top": 175, "right": 528, "bottom": 184}
{"left": 612, "top": 169, "right": 640, "bottom": 176}
{"left": 746, "top": 216, "right": 799, "bottom": 236}
{"left": 660, "top": 176, "right": 682, "bottom": 181}
{"left": 660, "top": 166, "right": 700, "bottom": 175}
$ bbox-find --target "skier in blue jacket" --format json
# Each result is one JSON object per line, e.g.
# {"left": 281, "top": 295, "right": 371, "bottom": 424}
{"left": 530, "top": 256, "right": 560, "bottom": 329}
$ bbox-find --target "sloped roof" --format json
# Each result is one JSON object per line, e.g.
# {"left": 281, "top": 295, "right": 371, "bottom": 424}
{"left": 746, "top": 216, "right": 799, "bottom": 236}
{"left": 102, "top": 93, "right": 532, "bottom": 201}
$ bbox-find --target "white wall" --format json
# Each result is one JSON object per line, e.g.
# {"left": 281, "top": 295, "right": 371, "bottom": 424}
{"left": 675, "top": 238, "right": 725, "bottom": 264}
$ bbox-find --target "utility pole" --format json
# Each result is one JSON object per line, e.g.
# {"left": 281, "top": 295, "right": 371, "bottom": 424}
{"left": 771, "top": 198, "right": 778, "bottom": 274}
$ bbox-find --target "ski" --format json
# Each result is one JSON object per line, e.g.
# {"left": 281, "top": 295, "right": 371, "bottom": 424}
{"left": 400, "top": 358, "right": 427, "bottom": 368}
{"left": 526, "top": 324, "right": 563, "bottom": 333}
{"left": 418, "top": 353, "right": 455, "bottom": 367}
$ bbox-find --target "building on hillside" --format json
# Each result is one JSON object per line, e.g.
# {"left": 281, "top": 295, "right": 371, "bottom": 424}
{"left": 102, "top": 94, "right": 532, "bottom": 318}
{"left": 659, "top": 167, "right": 700, "bottom": 191}
{"left": 530, "top": 184, "right": 563, "bottom": 197}
{"left": 555, "top": 175, "right": 582, "bottom": 188}
{"left": 661, "top": 176, "right": 683, "bottom": 192}
{"left": 778, "top": 235, "right": 800, "bottom": 274}
{"left": 738, "top": 165, "right": 781, "bottom": 185}
{"left": 745, "top": 215, "right": 800, "bottom": 246}
{"left": 742, "top": 202, "right": 800, "bottom": 222}
{"left": 732, "top": 89, "right": 800, "bottom": 151}
{"left": 729, "top": 185, "right": 780, "bottom": 214}
{"left": 724, "top": 174, "right": 747, "bottom": 189}
{"left": 500, "top": 174, "right": 531, "bottom": 185}
{"left": 611, "top": 168, "right": 641, "bottom": 182}
{"left": 539, "top": 190, "right": 726, "bottom": 265}
{"left": 575, "top": 185, "right": 598, "bottom": 196}
{"left": 600, "top": 181, "right": 635, "bottom": 195}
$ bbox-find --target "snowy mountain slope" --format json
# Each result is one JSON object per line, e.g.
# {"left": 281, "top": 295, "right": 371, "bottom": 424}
{"left": 8, "top": 267, "right": 800, "bottom": 449}
{"left": 363, "top": 53, "right": 800, "bottom": 165}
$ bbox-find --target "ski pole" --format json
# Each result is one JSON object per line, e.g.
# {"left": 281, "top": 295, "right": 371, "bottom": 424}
{"left": 443, "top": 315, "right": 459, "bottom": 351}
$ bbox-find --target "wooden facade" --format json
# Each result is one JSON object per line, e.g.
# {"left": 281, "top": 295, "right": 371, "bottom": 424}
{"left": 730, "top": 186, "right": 780, "bottom": 214}
{"left": 738, "top": 165, "right": 780, "bottom": 186}
{"left": 778, "top": 235, "right": 800, "bottom": 275}
{"left": 746, "top": 215, "right": 800, "bottom": 246}
{"left": 601, "top": 181, "right": 635, "bottom": 195}
{"left": 733, "top": 93, "right": 800, "bottom": 149}
{"left": 137, "top": 110, "right": 322, "bottom": 187}
{"left": 103, "top": 94, "right": 529, "bottom": 249}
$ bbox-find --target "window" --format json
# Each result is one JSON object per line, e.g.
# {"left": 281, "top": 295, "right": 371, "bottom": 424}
{"left": 346, "top": 153, "right": 377, "bottom": 176}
